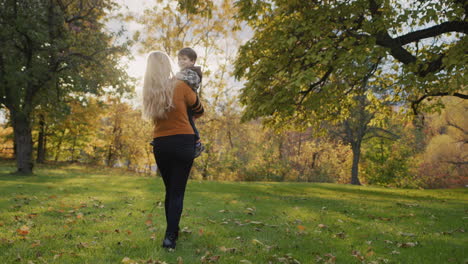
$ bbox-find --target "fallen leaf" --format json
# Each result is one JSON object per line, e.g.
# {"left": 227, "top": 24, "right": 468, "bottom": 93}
{"left": 334, "top": 232, "right": 346, "bottom": 239}
{"left": 27, "top": 213, "right": 38, "bottom": 219}
{"left": 219, "top": 246, "right": 237, "bottom": 253}
{"left": 122, "top": 257, "right": 133, "bottom": 263}
{"left": 318, "top": 224, "right": 327, "bottom": 229}
{"left": 397, "top": 242, "right": 417, "bottom": 248}
{"left": 145, "top": 220, "right": 153, "bottom": 226}
{"left": 77, "top": 242, "right": 89, "bottom": 248}
{"left": 399, "top": 232, "right": 415, "bottom": 237}
{"left": 324, "top": 253, "right": 336, "bottom": 263}
{"left": 351, "top": 250, "right": 365, "bottom": 261}
{"left": 31, "top": 240, "right": 41, "bottom": 248}
{"left": 252, "top": 239, "right": 264, "bottom": 246}
{"left": 239, "top": 260, "right": 252, "bottom": 264}
{"left": 297, "top": 225, "right": 306, "bottom": 231}
{"left": 209, "top": 256, "right": 220, "bottom": 262}
{"left": 250, "top": 221, "right": 265, "bottom": 226}
{"left": 177, "top": 256, "right": 183, "bottom": 264}
{"left": 17, "top": 225, "right": 30, "bottom": 235}
{"left": 76, "top": 213, "right": 84, "bottom": 219}
{"left": 181, "top": 227, "right": 192, "bottom": 234}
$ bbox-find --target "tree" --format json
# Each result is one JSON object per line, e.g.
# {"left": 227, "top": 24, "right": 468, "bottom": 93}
{"left": 233, "top": 0, "right": 466, "bottom": 112}
{"left": 0, "top": 0, "right": 132, "bottom": 174}
{"left": 229, "top": 0, "right": 467, "bottom": 131}
{"left": 132, "top": 0, "right": 239, "bottom": 99}
{"left": 215, "top": 0, "right": 466, "bottom": 183}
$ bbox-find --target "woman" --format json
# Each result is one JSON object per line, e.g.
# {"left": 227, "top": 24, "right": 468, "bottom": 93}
{"left": 142, "top": 51, "right": 204, "bottom": 249}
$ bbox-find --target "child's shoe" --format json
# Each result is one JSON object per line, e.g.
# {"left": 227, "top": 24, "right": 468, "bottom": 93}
{"left": 194, "top": 142, "right": 205, "bottom": 158}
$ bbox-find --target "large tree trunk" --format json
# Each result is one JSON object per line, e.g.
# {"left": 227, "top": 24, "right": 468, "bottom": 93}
{"left": 106, "top": 144, "right": 114, "bottom": 167}
{"left": 350, "top": 141, "right": 362, "bottom": 185}
{"left": 36, "top": 114, "right": 46, "bottom": 163}
{"left": 11, "top": 110, "right": 34, "bottom": 174}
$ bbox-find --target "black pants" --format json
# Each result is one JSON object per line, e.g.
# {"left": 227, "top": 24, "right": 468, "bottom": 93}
{"left": 153, "top": 134, "right": 195, "bottom": 234}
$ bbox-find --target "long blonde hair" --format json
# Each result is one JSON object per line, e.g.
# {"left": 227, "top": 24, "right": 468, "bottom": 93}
{"left": 142, "top": 51, "right": 175, "bottom": 122}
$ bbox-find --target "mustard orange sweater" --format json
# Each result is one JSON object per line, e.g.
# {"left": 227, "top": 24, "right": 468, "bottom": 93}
{"left": 153, "top": 80, "right": 204, "bottom": 138}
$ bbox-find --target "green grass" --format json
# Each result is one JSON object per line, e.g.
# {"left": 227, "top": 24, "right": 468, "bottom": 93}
{"left": 0, "top": 161, "right": 466, "bottom": 264}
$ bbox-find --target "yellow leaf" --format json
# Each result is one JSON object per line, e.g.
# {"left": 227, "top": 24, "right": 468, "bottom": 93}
{"left": 121, "top": 257, "right": 133, "bottom": 263}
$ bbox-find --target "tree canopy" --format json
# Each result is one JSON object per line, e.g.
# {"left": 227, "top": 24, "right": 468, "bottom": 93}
{"left": 231, "top": 0, "right": 467, "bottom": 127}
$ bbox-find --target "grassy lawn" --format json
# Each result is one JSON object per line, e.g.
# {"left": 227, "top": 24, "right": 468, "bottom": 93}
{"left": 0, "top": 161, "right": 466, "bottom": 264}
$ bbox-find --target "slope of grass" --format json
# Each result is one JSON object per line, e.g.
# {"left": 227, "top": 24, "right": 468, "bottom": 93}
{"left": 0, "top": 161, "right": 466, "bottom": 264}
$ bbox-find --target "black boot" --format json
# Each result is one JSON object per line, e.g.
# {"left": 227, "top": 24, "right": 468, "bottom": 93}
{"left": 162, "top": 232, "right": 177, "bottom": 249}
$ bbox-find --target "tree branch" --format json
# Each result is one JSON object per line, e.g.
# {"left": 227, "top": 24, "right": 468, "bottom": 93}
{"left": 411, "top": 92, "right": 468, "bottom": 115}
{"left": 395, "top": 21, "right": 468, "bottom": 45}
{"left": 298, "top": 67, "right": 333, "bottom": 104}
{"left": 368, "top": 0, "right": 465, "bottom": 78}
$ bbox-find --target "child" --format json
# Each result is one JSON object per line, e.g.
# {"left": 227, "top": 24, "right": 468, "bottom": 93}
{"left": 176, "top": 47, "right": 205, "bottom": 158}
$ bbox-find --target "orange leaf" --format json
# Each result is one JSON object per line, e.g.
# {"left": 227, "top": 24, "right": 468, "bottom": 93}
{"left": 31, "top": 242, "right": 41, "bottom": 248}
{"left": 76, "top": 213, "right": 84, "bottom": 219}
{"left": 27, "top": 213, "right": 38, "bottom": 219}
{"left": 145, "top": 220, "right": 153, "bottom": 226}
{"left": 198, "top": 229, "right": 204, "bottom": 235}
{"left": 17, "top": 225, "right": 30, "bottom": 235}
{"left": 297, "top": 225, "right": 306, "bottom": 231}
{"left": 126, "top": 230, "right": 132, "bottom": 235}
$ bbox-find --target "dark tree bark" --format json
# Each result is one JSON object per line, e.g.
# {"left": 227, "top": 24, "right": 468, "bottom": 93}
{"left": 11, "top": 110, "right": 33, "bottom": 174}
{"left": 36, "top": 114, "right": 46, "bottom": 163}
{"left": 350, "top": 141, "right": 362, "bottom": 185}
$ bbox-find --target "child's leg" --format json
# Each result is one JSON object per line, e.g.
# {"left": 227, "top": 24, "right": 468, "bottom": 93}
{"left": 187, "top": 108, "right": 200, "bottom": 142}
